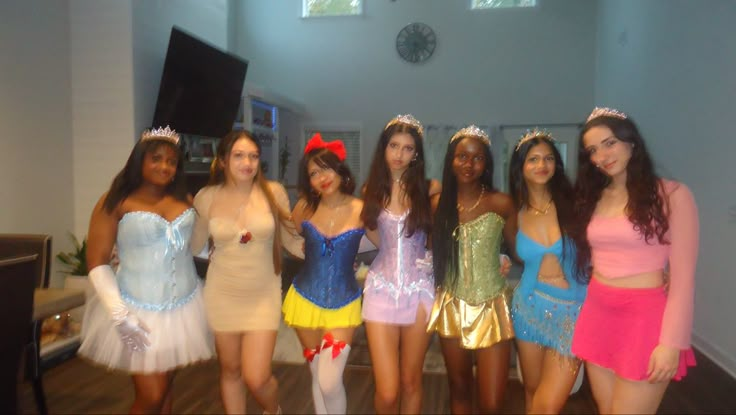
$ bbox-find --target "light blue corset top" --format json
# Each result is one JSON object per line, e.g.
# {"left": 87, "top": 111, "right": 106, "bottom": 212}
{"left": 364, "top": 210, "right": 434, "bottom": 303}
{"left": 115, "top": 208, "right": 199, "bottom": 311}
{"left": 292, "top": 221, "right": 364, "bottom": 309}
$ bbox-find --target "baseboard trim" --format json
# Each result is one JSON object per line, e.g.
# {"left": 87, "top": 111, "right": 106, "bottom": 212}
{"left": 691, "top": 332, "right": 736, "bottom": 380}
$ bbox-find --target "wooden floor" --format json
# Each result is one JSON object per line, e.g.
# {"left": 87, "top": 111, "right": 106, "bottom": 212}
{"left": 17, "top": 347, "right": 736, "bottom": 414}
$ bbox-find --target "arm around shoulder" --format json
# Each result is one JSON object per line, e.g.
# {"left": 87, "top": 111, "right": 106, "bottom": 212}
{"left": 190, "top": 186, "right": 214, "bottom": 255}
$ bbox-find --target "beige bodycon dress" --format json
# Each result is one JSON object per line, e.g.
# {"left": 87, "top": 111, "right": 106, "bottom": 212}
{"left": 191, "top": 181, "right": 302, "bottom": 332}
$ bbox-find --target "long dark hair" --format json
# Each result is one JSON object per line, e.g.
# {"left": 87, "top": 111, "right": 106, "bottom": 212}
{"left": 103, "top": 138, "right": 188, "bottom": 213}
{"left": 509, "top": 134, "right": 579, "bottom": 278}
{"left": 297, "top": 148, "right": 356, "bottom": 214}
{"left": 432, "top": 135, "right": 496, "bottom": 289}
{"left": 210, "top": 129, "right": 289, "bottom": 274}
{"left": 571, "top": 114, "right": 670, "bottom": 282}
{"left": 361, "top": 122, "right": 431, "bottom": 236}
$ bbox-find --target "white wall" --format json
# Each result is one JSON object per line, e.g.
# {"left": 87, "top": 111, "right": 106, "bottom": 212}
{"left": 0, "top": 0, "right": 74, "bottom": 285}
{"left": 69, "top": 0, "right": 136, "bottom": 251}
{"left": 594, "top": 0, "right": 736, "bottom": 376}
{"left": 231, "top": 0, "right": 597, "bottom": 182}
{"left": 70, "top": 0, "right": 229, "bottom": 276}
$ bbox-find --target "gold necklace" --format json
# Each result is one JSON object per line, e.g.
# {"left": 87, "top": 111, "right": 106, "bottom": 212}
{"left": 457, "top": 186, "right": 485, "bottom": 213}
{"left": 528, "top": 198, "right": 552, "bottom": 216}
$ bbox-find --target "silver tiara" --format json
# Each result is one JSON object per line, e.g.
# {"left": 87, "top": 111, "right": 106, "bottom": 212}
{"left": 587, "top": 107, "right": 627, "bottom": 123}
{"left": 450, "top": 125, "right": 491, "bottom": 147}
{"left": 385, "top": 114, "right": 424, "bottom": 137}
{"left": 141, "top": 126, "right": 180, "bottom": 145}
{"left": 515, "top": 128, "right": 555, "bottom": 152}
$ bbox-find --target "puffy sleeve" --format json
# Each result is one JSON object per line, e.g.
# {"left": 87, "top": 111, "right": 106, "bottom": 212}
{"left": 190, "top": 186, "right": 215, "bottom": 255}
{"left": 659, "top": 181, "right": 699, "bottom": 349}
{"left": 269, "top": 182, "right": 305, "bottom": 260}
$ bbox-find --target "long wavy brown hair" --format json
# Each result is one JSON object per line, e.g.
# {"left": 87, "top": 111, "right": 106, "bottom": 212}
{"left": 209, "top": 129, "right": 290, "bottom": 274}
{"left": 571, "top": 115, "right": 670, "bottom": 282}
{"left": 360, "top": 122, "right": 431, "bottom": 237}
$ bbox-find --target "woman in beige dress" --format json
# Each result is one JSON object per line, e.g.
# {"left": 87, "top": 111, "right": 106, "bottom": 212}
{"left": 191, "top": 130, "right": 303, "bottom": 414}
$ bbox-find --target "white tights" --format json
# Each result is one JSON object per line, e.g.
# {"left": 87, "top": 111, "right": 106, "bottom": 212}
{"left": 308, "top": 336, "right": 351, "bottom": 414}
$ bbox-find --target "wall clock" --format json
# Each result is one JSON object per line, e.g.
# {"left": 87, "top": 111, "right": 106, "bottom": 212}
{"left": 396, "top": 22, "right": 436, "bottom": 64}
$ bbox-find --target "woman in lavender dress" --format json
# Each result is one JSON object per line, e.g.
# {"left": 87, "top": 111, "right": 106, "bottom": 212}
{"left": 360, "top": 115, "right": 441, "bottom": 414}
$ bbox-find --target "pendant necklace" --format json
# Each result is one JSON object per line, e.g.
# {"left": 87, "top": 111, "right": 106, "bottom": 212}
{"left": 528, "top": 198, "right": 552, "bottom": 216}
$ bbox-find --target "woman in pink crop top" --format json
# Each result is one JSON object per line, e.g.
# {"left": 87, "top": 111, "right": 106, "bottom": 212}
{"left": 570, "top": 107, "right": 698, "bottom": 414}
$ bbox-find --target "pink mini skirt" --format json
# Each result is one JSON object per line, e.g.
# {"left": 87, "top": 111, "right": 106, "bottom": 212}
{"left": 571, "top": 278, "right": 695, "bottom": 381}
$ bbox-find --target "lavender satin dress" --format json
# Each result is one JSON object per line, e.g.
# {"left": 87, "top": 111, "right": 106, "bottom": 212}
{"left": 362, "top": 210, "right": 434, "bottom": 325}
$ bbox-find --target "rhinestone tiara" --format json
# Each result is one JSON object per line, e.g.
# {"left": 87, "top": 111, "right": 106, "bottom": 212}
{"left": 141, "top": 125, "right": 180, "bottom": 145}
{"left": 515, "top": 128, "right": 555, "bottom": 152}
{"left": 450, "top": 125, "right": 491, "bottom": 147}
{"left": 587, "top": 107, "right": 627, "bottom": 123}
{"left": 384, "top": 114, "right": 424, "bottom": 136}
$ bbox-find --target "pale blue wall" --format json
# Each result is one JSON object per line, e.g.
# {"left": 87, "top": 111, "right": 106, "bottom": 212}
{"left": 231, "top": 0, "right": 597, "bottom": 181}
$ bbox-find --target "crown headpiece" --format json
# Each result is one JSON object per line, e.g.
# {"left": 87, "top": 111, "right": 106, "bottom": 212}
{"left": 515, "top": 128, "right": 555, "bottom": 152}
{"left": 450, "top": 125, "right": 491, "bottom": 147}
{"left": 384, "top": 114, "right": 424, "bottom": 137}
{"left": 141, "top": 126, "right": 180, "bottom": 145}
{"left": 586, "top": 107, "right": 627, "bottom": 123}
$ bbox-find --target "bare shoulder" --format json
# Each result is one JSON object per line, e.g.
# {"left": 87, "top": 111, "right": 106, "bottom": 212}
{"left": 349, "top": 195, "right": 364, "bottom": 211}
{"left": 292, "top": 197, "right": 309, "bottom": 221}
{"left": 428, "top": 179, "right": 442, "bottom": 197}
{"left": 487, "top": 190, "right": 515, "bottom": 219}
{"left": 194, "top": 184, "right": 218, "bottom": 202}
{"left": 267, "top": 180, "right": 287, "bottom": 195}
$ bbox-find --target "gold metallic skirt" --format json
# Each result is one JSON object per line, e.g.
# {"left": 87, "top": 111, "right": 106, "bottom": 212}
{"left": 427, "top": 286, "right": 515, "bottom": 349}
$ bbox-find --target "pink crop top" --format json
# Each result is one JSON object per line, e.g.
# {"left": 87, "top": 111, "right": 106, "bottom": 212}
{"left": 587, "top": 180, "right": 699, "bottom": 349}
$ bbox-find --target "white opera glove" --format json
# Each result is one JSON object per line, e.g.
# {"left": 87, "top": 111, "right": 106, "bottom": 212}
{"left": 88, "top": 265, "right": 151, "bottom": 351}
{"left": 415, "top": 250, "right": 434, "bottom": 274}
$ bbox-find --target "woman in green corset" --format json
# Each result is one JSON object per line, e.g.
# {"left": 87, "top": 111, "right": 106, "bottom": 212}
{"left": 427, "top": 125, "right": 518, "bottom": 414}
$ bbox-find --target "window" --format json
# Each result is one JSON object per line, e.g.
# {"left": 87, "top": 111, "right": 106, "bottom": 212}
{"left": 304, "top": 129, "right": 361, "bottom": 185}
{"left": 303, "top": 0, "right": 362, "bottom": 17}
{"left": 471, "top": 0, "right": 536, "bottom": 9}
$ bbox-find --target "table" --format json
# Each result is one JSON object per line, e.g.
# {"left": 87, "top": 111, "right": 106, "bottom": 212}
{"left": 33, "top": 288, "right": 86, "bottom": 320}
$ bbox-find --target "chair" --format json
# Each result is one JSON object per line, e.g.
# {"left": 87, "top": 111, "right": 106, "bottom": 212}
{"left": 0, "top": 234, "right": 52, "bottom": 415}
{"left": 0, "top": 254, "right": 37, "bottom": 414}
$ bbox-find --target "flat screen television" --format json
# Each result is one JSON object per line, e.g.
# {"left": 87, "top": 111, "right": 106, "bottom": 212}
{"left": 152, "top": 26, "right": 248, "bottom": 138}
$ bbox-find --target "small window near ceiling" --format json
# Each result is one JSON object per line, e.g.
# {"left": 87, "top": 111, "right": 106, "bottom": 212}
{"left": 303, "top": 0, "right": 363, "bottom": 18}
{"left": 471, "top": 0, "right": 536, "bottom": 9}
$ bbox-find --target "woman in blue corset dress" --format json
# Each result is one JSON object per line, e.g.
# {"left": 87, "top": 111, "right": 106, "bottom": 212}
{"left": 282, "top": 133, "right": 364, "bottom": 414}
{"left": 359, "top": 115, "right": 441, "bottom": 414}
{"left": 508, "top": 130, "right": 587, "bottom": 414}
{"left": 428, "top": 125, "right": 518, "bottom": 414}
{"left": 79, "top": 127, "right": 213, "bottom": 414}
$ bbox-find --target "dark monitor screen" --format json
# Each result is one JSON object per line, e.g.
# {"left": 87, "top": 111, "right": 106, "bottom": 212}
{"left": 152, "top": 26, "right": 248, "bottom": 138}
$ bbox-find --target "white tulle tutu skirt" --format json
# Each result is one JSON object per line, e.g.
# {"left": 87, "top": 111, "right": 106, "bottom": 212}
{"left": 78, "top": 284, "right": 214, "bottom": 374}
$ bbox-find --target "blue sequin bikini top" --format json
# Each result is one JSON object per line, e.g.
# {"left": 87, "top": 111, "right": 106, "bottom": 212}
{"left": 515, "top": 231, "right": 586, "bottom": 302}
{"left": 292, "top": 221, "right": 364, "bottom": 309}
{"left": 116, "top": 208, "right": 200, "bottom": 311}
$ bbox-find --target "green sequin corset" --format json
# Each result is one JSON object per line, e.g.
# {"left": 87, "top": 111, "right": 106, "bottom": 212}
{"left": 445, "top": 211, "right": 506, "bottom": 305}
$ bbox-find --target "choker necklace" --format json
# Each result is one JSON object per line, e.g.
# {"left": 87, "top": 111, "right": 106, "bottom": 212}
{"left": 457, "top": 186, "right": 485, "bottom": 213}
{"left": 528, "top": 198, "right": 552, "bottom": 216}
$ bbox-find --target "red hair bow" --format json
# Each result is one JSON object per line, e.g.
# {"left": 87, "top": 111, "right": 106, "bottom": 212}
{"left": 322, "top": 333, "right": 347, "bottom": 359}
{"left": 303, "top": 133, "right": 347, "bottom": 161}
{"left": 303, "top": 346, "right": 320, "bottom": 362}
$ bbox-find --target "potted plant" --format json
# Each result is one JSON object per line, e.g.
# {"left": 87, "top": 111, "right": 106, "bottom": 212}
{"left": 56, "top": 232, "right": 87, "bottom": 277}
{"left": 57, "top": 232, "right": 93, "bottom": 322}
